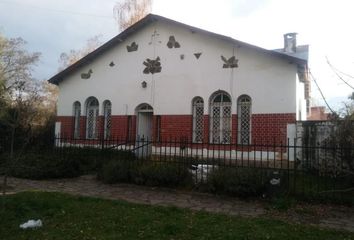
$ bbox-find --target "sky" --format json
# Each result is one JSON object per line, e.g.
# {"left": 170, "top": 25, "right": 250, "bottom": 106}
{"left": 0, "top": 0, "right": 354, "bottom": 111}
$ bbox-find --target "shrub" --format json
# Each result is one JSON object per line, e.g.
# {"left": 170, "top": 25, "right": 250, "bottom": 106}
{"left": 98, "top": 159, "right": 133, "bottom": 184}
{"left": 206, "top": 167, "right": 268, "bottom": 198}
{"left": 9, "top": 151, "right": 81, "bottom": 179}
{"left": 3, "top": 147, "right": 136, "bottom": 180}
{"left": 132, "top": 162, "right": 192, "bottom": 187}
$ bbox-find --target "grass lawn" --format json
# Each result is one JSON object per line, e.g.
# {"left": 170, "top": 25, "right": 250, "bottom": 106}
{"left": 0, "top": 192, "right": 353, "bottom": 240}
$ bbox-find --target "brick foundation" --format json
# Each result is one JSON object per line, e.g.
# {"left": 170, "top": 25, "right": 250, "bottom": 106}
{"left": 56, "top": 113, "right": 296, "bottom": 144}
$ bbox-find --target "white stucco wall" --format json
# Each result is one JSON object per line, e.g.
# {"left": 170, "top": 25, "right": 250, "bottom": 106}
{"left": 296, "top": 75, "right": 307, "bottom": 121}
{"left": 57, "top": 21, "right": 299, "bottom": 116}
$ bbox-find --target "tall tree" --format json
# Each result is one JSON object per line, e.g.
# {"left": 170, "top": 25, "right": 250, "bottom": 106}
{"left": 113, "top": 0, "right": 152, "bottom": 31}
{"left": 0, "top": 34, "right": 44, "bottom": 195}
{"left": 0, "top": 36, "right": 40, "bottom": 100}
{"left": 58, "top": 35, "right": 102, "bottom": 70}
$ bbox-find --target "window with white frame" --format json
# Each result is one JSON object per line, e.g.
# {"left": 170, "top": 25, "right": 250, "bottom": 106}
{"left": 209, "top": 92, "right": 232, "bottom": 144}
{"left": 86, "top": 97, "right": 99, "bottom": 139}
{"left": 73, "top": 101, "right": 81, "bottom": 139}
{"left": 192, "top": 97, "right": 204, "bottom": 143}
{"left": 237, "top": 95, "right": 251, "bottom": 144}
{"left": 103, "top": 100, "right": 112, "bottom": 139}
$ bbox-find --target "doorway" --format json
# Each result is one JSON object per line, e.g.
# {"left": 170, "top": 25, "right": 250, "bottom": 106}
{"left": 136, "top": 104, "right": 153, "bottom": 158}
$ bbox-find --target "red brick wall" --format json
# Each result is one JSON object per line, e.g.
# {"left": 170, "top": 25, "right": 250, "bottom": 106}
{"left": 56, "top": 113, "right": 295, "bottom": 144}
{"left": 251, "top": 113, "right": 296, "bottom": 145}
{"left": 56, "top": 116, "right": 73, "bottom": 138}
{"left": 159, "top": 115, "right": 193, "bottom": 141}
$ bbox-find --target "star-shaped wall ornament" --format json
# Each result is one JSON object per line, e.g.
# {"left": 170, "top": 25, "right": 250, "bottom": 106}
{"left": 143, "top": 57, "right": 162, "bottom": 74}
{"left": 221, "top": 56, "right": 239, "bottom": 68}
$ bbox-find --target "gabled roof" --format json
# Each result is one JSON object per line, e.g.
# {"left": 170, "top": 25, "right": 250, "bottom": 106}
{"left": 273, "top": 45, "right": 309, "bottom": 61}
{"left": 48, "top": 14, "right": 308, "bottom": 85}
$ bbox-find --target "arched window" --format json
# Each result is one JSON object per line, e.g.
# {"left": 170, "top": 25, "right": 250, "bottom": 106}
{"left": 103, "top": 100, "right": 112, "bottom": 139}
{"left": 85, "top": 97, "right": 99, "bottom": 139}
{"left": 73, "top": 101, "right": 81, "bottom": 139}
{"left": 209, "top": 91, "right": 232, "bottom": 144}
{"left": 237, "top": 95, "right": 252, "bottom": 144}
{"left": 192, "top": 97, "right": 204, "bottom": 143}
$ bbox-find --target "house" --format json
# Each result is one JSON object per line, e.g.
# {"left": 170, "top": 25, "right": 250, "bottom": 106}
{"left": 307, "top": 106, "right": 329, "bottom": 121}
{"left": 49, "top": 14, "right": 309, "bottom": 147}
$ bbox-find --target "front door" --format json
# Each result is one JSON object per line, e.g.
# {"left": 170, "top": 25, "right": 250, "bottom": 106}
{"left": 136, "top": 105, "right": 153, "bottom": 158}
{"left": 137, "top": 112, "right": 153, "bottom": 141}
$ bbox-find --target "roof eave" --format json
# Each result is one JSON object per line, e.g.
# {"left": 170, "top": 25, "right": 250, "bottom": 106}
{"left": 48, "top": 14, "right": 308, "bottom": 85}
{"left": 48, "top": 14, "right": 159, "bottom": 85}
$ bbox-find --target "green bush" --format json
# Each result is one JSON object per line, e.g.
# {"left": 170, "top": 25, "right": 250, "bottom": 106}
{"left": 98, "top": 159, "right": 133, "bottom": 184}
{"left": 206, "top": 167, "right": 267, "bottom": 198}
{"left": 132, "top": 162, "right": 192, "bottom": 187}
{"left": 2, "top": 147, "right": 135, "bottom": 180}
{"left": 9, "top": 151, "right": 81, "bottom": 179}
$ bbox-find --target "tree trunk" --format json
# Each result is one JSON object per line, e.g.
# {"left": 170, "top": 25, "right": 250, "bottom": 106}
{"left": 2, "top": 127, "right": 15, "bottom": 196}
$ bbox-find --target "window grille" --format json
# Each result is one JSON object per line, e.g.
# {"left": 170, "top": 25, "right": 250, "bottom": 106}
{"left": 237, "top": 95, "right": 251, "bottom": 144}
{"left": 210, "top": 92, "right": 232, "bottom": 144}
{"left": 73, "top": 101, "right": 81, "bottom": 139}
{"left": 192, "top": 97, "right": 204, "bottom": 143}
{"left": 103, "top": 100, "right": 112, "bottom": 139}
{"left": 86, "top": 97, "right": 99, "bottom": 139}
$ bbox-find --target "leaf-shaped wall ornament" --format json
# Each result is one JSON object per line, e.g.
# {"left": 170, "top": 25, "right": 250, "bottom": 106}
{"left": 127, "top": 42, "right": 138, "bottom": 52}
{"left": 221, "top": 56, "right": 239, "bottom": 68}
{"left": 143, "top": 57, "right": 162, "bottom": 74}
{"left": 81, "top": 69, "right": 93, "bottom": 79}
{"left": 167, "top": 36, "right": 181, "bottom": 48}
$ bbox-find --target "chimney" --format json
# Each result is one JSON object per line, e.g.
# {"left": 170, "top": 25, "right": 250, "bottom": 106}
{"left": 283, "top": 33, "right": 297, "bottom": 53}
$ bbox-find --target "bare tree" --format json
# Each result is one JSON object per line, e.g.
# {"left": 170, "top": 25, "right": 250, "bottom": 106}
{"left": 58, "top": 35, "right": 102, "bottom": 70}
{"left": 113, "top": 0, "right": 152, "bottom": 31}
{"left": 0, "top": 36, "right": 40, "bottom": 99}
{"left": 0, "top": 34, "right": 43, "bottom": 195}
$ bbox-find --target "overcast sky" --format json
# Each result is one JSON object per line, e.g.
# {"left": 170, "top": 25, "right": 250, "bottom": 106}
{"left": 1, "top": 0, "right": 354, "bottom": 110}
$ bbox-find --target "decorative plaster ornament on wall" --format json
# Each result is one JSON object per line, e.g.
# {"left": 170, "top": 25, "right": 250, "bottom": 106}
{"left": 127, "top": 42, "right": 138, "bottom": 52}
{"left": 81, "top": 69, "right": 93, "bottom": 79}
{"left": 141, "top": 81, "right": 147, "bottom": 88}
{"left": 194, "top": 53, "right": 202, "bottom": 59}
{"left": 221, "top": 56, "right": 239, "bottom": 68}
{"left": 167, "top": 36, "right": 180, "bottom": 48}
{"left": 143, "top": 57, "right": 162, "bottom": 74}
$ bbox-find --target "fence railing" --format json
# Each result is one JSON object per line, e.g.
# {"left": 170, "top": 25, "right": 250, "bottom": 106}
{"left": 1, "top": 136, "right": 353, "bottom": 204}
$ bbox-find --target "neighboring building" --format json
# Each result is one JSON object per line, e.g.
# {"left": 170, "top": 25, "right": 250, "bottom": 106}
{"left": 307, "top": 106, "right": 329, "bottom": 121}
{"left": 49, "top": 14, "right": 309, "bottom": 146}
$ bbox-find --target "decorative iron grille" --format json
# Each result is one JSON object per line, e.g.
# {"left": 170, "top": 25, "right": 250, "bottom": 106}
{"left": 103, "top": 101, "right": 112, "bottom": 139}
{"left": 73, "top": 102, "right": 81, "bottom": 139}
{"left": 210, "top": 93, "right": 232, "bottom": 144}
{"left": 86, "top": 97, "right": 99, "bottom": 139}
{"left": 238, "top": 96, "right": 251, "bottom": 144}
{"left": 192, "top": 98, "right": 204, "bottom": 143}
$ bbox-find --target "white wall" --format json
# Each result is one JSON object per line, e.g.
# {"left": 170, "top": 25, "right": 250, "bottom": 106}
{"left": 296, "top": 74, "right": 307, "bottom": 121}
{"left": 57, "top": 21, "right": 298, "bottom": 116}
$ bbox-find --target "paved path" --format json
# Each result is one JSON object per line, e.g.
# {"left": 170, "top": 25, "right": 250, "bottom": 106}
{"left": 4, "top": 175, "right": 354, "bottom": 233}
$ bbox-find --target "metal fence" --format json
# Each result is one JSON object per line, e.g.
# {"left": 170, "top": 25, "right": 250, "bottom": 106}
{"left": 1, "top": 136, "right": 354, "bottom": 204}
